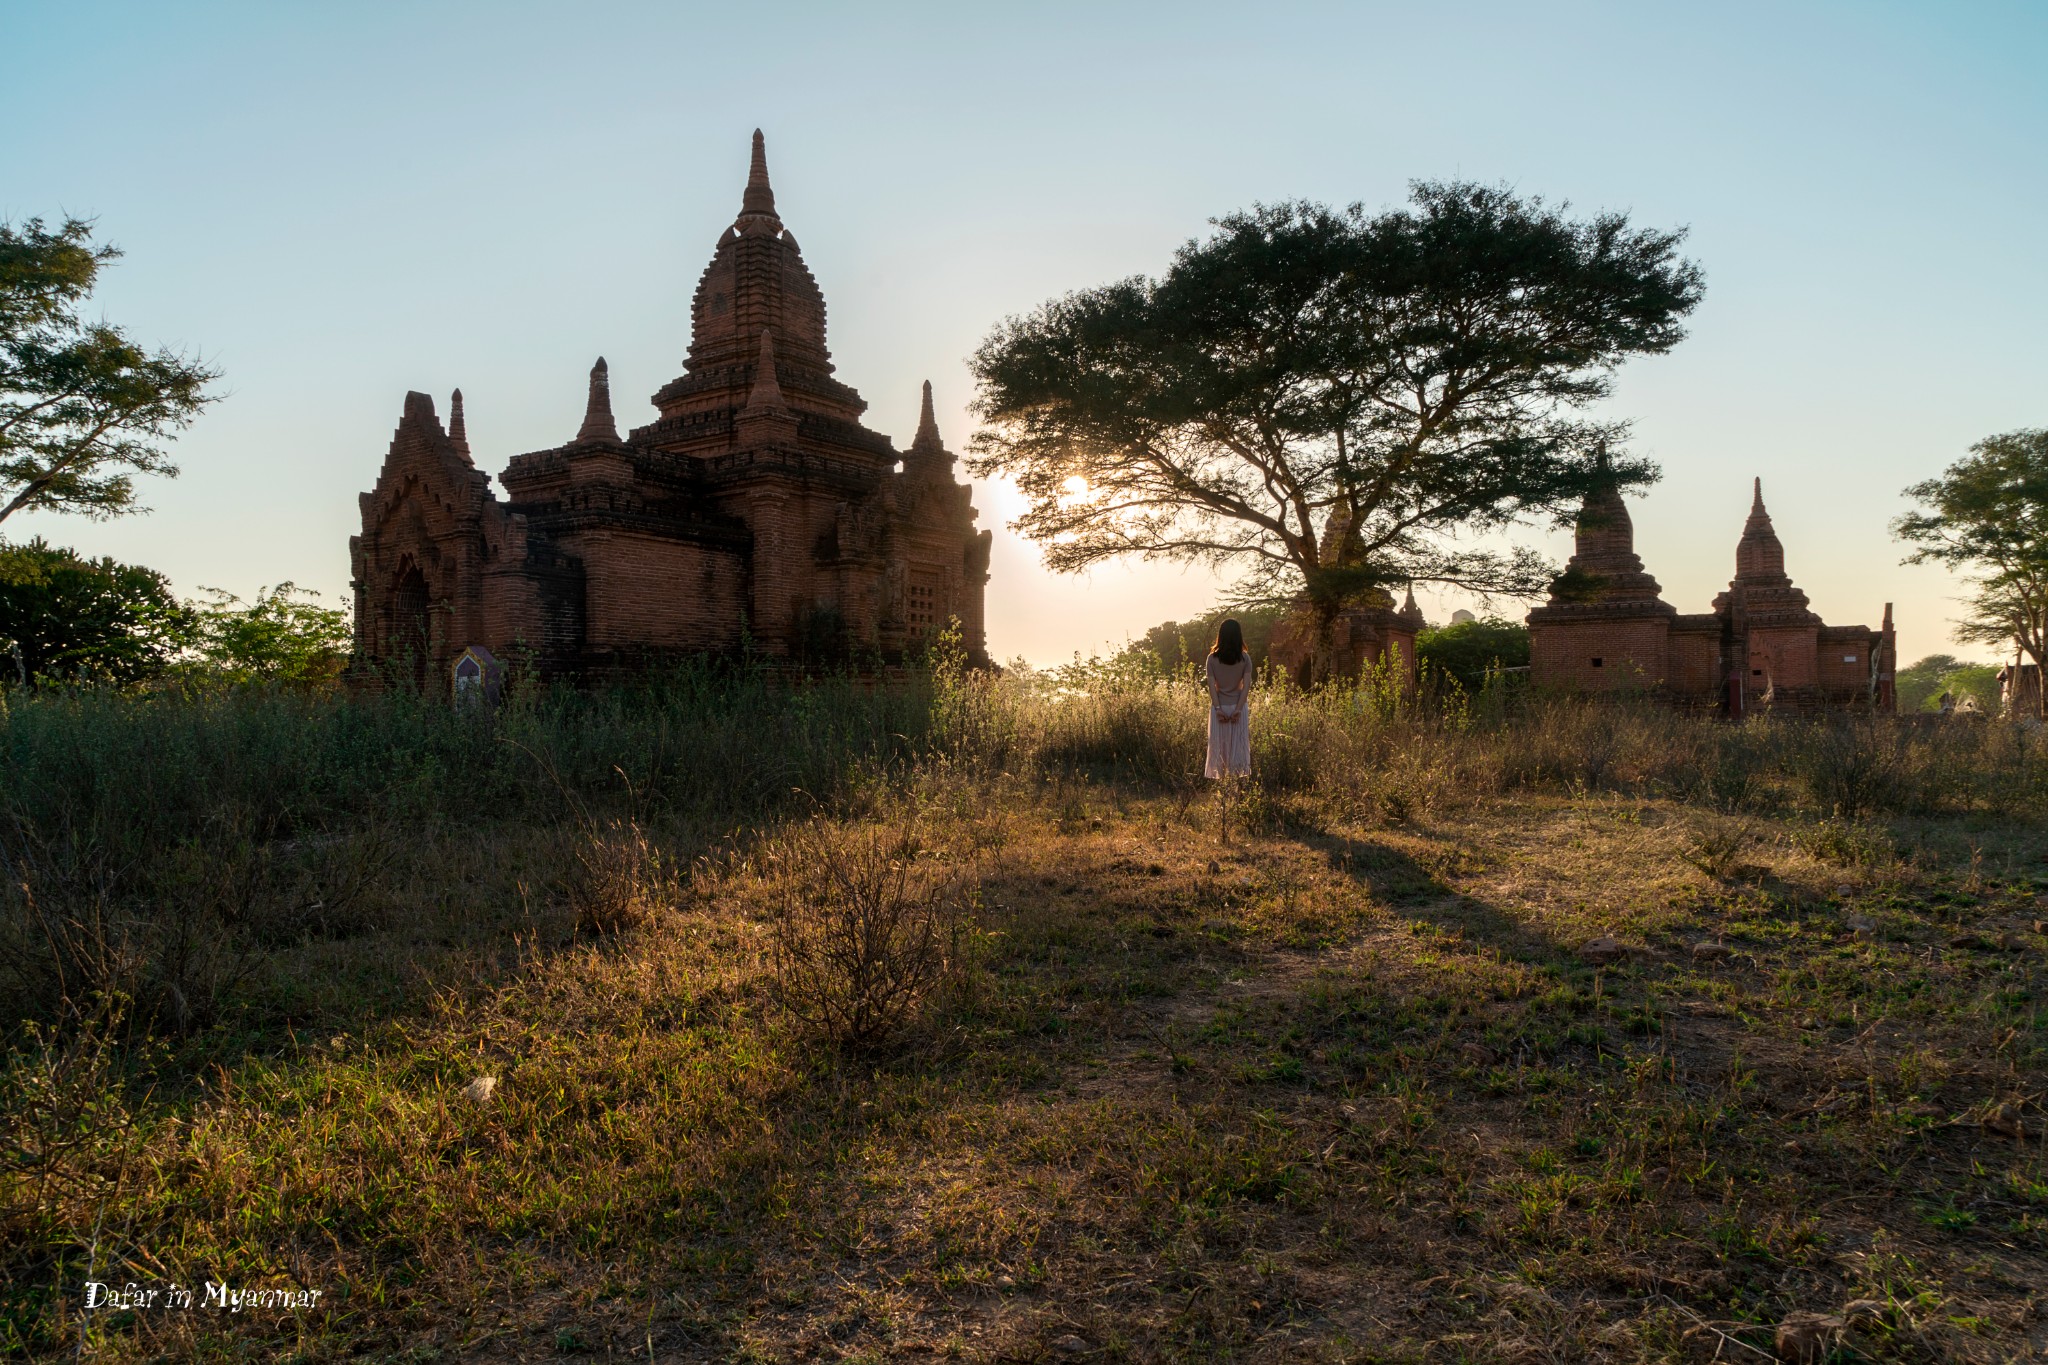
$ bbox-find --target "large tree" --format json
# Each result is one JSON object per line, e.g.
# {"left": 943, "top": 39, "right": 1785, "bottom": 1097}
{"left": 0, "top": 537, "right": 193, "bottom": 684}
{"left": 1893, "top": 429, "right": 2048, "bottom": 716}
{"left": 969, "top": 184, "right": 1703, "bottom": 670}
{"left": 1, "top": 217, "right": 219, "bottom": 525}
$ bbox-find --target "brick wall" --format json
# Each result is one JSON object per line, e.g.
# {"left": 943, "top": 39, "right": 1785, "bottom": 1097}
{"left": 1529, "top": 618, "right": 1670, "bottom": 690}
{"left": 1667, "top": 622, "right": 1721, "bottom": 698}
{"left": 564, "top": 529, "right": 748, "bottom": 650}
{"left": 1744, "top": 626, "right": 1820, "bottom": 690}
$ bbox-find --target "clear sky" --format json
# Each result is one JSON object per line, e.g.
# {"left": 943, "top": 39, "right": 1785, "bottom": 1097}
{"left": 4, "top": 1, "right": 2044, "bottom": 666}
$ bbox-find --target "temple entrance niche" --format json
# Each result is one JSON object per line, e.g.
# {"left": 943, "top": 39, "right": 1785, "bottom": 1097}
{"left": 391, "top": 562, "right": 430, "bottom": 690}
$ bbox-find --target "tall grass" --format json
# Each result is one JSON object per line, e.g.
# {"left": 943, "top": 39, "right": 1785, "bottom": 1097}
{"left": 2, "top": 659, "right": 2045, "bottom": 1357}
{"left": 2, "top": 660, "right": 2044, "bottom": 1038}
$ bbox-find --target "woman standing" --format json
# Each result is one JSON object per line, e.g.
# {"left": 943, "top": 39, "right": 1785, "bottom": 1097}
{"left": 1205, "top": 618, "right": 1252, "bottom": 838}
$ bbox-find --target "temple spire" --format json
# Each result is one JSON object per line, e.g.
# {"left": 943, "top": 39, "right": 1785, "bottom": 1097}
{"left": 1735, "top": 476, "right": 1788, "bottom": 580}
{"left": 1572, "top": 444, "right": 1635, "bottom": 561}
{"left": 575, "top": 357, "right": 620, "bottom": 444}
{"left": 744, "top": 330, "right": 787, "bottom": 412}
{"left": 739, "top": 128, "right": 779, "bottom": 227}
{"left": 1399, "top": 583, "right": 1425, "bottom": 627}
{"left": 401, "top": 390, "right": 439, "bottom": 433}
{"left": 910, "top": 380, "right": 944, "bottom": 457}
{"left": 448, "top": 388, "right": 468, "bottom": 454}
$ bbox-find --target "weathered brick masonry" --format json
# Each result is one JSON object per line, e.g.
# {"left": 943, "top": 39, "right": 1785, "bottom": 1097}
{"left": 350, "top": 132, "right": 992, "bottom": 688}
{"left": 1527, "top": 466, "right": 1895, "bottom": 713}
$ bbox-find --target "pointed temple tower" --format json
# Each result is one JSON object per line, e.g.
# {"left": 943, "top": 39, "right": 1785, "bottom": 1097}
{"left": 1526, "top": 448, "right": 1680, "bottom": 690}
{"left": 1525, "top": 472, "right": 1895, "bottom": 713}
{"left": 350, "top": 131, "right": 992, "bottom": 686}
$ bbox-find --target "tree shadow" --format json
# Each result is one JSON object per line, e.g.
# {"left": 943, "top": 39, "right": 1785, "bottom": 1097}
{"left": 1290, "top": 827, "right": 1572, "bottom": 963}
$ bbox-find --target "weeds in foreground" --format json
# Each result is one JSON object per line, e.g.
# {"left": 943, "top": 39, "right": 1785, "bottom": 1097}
{"left": 0, "top": 665, "right": 2044, "bottom": 1359}
{"left": 767, "top": 821, "right": 973, "bottom": 1052}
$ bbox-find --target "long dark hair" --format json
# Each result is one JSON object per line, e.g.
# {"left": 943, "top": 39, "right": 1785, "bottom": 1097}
{"left": 1211, "top": 617, "right": 1245, "bottom": 666}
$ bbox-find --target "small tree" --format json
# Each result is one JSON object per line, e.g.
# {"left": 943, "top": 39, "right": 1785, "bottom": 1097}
{"left": 184, "top": 583, "right": 350, "bottom": 685}
{"left": 0, "top": 537, "right": 192, "bottom": 684}
{"left": 969, "top": 184, "right": 1703, "bottom": 677}
{"left": 1893, "top": 654, "right": 1965, "bottom": 714}
{"left": 1, "top": 217, "right": 220, "bottom": 525}
{"left": 1894, "top": 429, "right": 2048, "bottom": 716}
{"left": 1416, "top": 616, "right": 1531, "bottom": 692}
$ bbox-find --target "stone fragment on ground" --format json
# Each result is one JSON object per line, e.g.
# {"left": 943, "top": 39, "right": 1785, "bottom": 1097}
{"left": 1775, "top": 1311, "right": 1843, "bottom": 1363}
{"left": 1986, "top": 1103, "right": 2027, "bottom": 1139}
{"left": 1579, "top": 935, "right": 1626, "bottom": 967}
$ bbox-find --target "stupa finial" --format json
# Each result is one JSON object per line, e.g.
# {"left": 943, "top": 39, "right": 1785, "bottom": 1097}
{"left": 740, "top": 128, "right": 778, "bottom": 222}
{"left": 575, "top": 356, "right": 620, "bottom": 444}
{"left": 910, "top": 380, "right": 945, "bottom": 457}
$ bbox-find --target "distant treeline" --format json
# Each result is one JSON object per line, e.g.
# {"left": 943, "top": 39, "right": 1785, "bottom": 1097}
{"left": 1119, "top": 606, "right": 1530, "bottom": 692}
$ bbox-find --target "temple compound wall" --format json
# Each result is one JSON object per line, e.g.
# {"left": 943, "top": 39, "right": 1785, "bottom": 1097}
{"left": 1527, "top": 469, "right": 1896, "bottom": 714}
{"left": 350, "top": 132, "right": 992, "bottom": 690}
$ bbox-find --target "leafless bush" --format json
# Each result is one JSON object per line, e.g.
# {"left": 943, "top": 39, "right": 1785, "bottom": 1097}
{"left": 0, "top": 995, "right": 147, "bottom": 1353}
{"left": 0, "top": 819, "right": 252, "bottom": 1034}
{"left": 1793, "top": 720, "right": 1908, "bottom": 817}
{"left": 767, "top": 821, "right": 969, "bottom": 1052}
{"left": 570, "top": 818, "right": 672, "bottom": 936}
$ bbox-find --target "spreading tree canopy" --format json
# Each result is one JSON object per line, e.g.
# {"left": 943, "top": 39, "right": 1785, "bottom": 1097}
{"left": 1893, "top": 429, "right": 2048, "bottom": 714}
{"left": 0, "top": 217, "right": 219, "bottom": 525}
{"left": 968, "top": 183, "right": 1703, "bottom": 650}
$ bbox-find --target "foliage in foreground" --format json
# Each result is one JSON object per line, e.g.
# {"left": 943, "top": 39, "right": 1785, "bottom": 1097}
{"left": 1, "top": 667, "right": 2044, "bottom": 1360}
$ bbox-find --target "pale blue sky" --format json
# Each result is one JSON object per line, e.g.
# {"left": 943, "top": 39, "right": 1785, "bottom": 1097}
{"left": 4, "top": 1, "right": 2044, "bottom": 665}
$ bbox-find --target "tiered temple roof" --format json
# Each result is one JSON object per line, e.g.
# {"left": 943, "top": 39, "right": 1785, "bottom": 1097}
{"left": 1711, "top": 479, "right": 1821, "bottom": 628}
{"left": 1528, "top": 451, "right": 1676, "bottom": 622}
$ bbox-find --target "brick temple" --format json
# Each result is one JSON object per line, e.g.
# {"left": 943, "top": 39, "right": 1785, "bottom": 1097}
{"left": 349, "top": 132, "right": 992, "bottom": 688}
{"left": 1266, "top": 510, "right": 1425, "bottom": 689}
{"left": 1527, "top": 465, "right": 1896, "bottom": 713}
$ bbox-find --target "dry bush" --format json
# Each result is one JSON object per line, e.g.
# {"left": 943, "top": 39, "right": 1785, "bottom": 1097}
{"left": 1680, "top": 816, "right": 1759, "bottom": 880}
{"left": 0, "top": 826, "right": 253, "bottom": 1035}
{"left": 0, "top": 997, "right": 146, "bottom": 1354}
{"left": 1794, "top": 719, "right": 1917, "bottom": 817}
{"left": 766, "top": 821, "right": 970, "bottom": 1052}
{"left": 569, "top": 817, "right": 671, "bottom": 936}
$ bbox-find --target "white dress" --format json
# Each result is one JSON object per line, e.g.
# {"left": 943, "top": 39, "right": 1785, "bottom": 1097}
{"left": 1205, "top": 653, "right": 1252, "bottom": 778}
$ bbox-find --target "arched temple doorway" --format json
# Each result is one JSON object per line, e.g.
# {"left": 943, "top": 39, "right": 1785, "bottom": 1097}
{"left": 391, "top": 563, "right": 430, "bottom": 690}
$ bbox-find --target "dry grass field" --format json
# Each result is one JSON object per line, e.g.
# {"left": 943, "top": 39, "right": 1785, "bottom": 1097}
{"left": 3, "top": 662, "right": 2045, "bottom": 1362}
